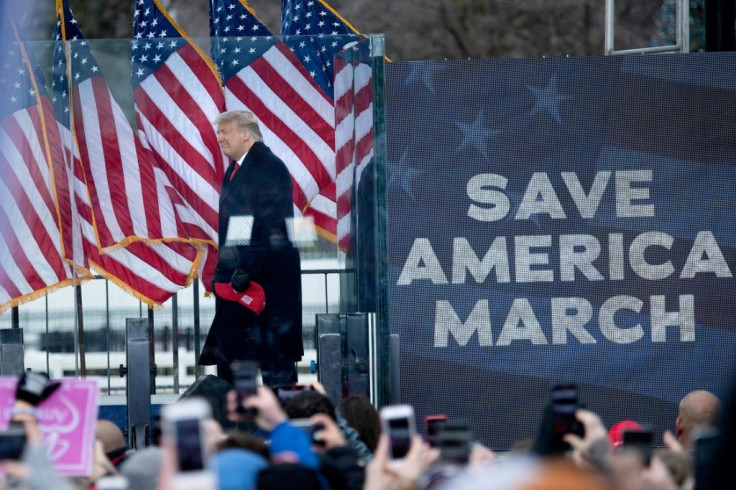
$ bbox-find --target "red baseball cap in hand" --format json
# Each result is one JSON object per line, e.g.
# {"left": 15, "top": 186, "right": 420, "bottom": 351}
{"left": 214, "top": 281, "right": 266, "bottom": 315}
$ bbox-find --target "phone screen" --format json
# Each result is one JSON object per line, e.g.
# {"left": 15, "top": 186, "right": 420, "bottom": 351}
{"left": 0, "top": 422, "right": 27, "bottom": 461}
{"left": 693, "top": 427, "right": 719, "bottom": 488}
{"left": 438, "top": 422, "right": 471, "bottom": 465}
{"left": 623, "top": 429, "right": 653, "bottom": 466}
{"left": 552, "top": 384, "right": 579, "bottom": 435}
{"left": 175, "top": 418, "right": 205, "bottom": 472}
{"left": 387, "top": 417, "right": 412, "bottom": 459}
{"left": 425, "top": 415, "right": 448, "bottom": 448}
{"left": 232, "top": 360, "right": 259, "bottom": 414}
{"left": 276, "top": 385, "right": 310, "bottom": 405}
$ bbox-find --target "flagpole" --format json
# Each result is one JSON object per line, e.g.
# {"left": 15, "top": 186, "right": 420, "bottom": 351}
{"left": 75, "top": 282, "right": 86, "bottom": 377}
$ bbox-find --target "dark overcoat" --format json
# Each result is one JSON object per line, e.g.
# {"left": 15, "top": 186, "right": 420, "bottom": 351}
{"left": 198, "top": 141, "right": 303, "bottom": 368}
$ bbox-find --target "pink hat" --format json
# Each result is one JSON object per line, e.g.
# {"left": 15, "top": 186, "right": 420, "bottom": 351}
{"left": 608, "top": 420, "right": 644, "bottom": 450}
{"left": 214, "top": 281, "right": 266, "bottom": 315}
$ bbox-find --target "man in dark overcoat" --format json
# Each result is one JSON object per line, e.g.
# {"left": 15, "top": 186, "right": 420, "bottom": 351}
{"left": 198, "top": 110, "right": 303, "bottom": 386}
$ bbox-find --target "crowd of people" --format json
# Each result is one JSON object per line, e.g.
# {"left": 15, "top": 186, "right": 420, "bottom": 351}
{"left": 1, "top": 370, "right": 735, "bottom": 490}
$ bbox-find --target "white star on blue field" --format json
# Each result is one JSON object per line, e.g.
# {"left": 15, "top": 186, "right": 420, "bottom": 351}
{"left": 388, "top": 149, "right": 425, "bottom": 200}
{"left": 405, "top": 62, "right": 448, "bottom": 95}
{"left": 526, "top": 74, "right": 571, "bottom": 125}
{"left": 454, "top": 110, "right": 501, "bottom": 159}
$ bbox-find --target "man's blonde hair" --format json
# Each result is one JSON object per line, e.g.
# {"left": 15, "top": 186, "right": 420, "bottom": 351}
{"left": 214, "top": 110, "right": 263, "bottom": 142}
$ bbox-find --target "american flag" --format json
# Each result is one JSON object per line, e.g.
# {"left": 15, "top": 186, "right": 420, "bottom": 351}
{"left": 281, "top": 0, "right": 373, "bottom": 250}
{"left": 132, "top": 0, "right": 226, "bottom": 246}
{"left": 53, "top": 0, "right": 184, "bottom": 250}
{"left": 210, "top": 0, "right": 345, "bottom": 242}
{"left": 132, "top": 0, "right": 228, "bottom": 292}
{"left": 281, "top": 0, "right": 359, "bottom": 97}
{"left": 337, "top": 50, "right": 374, "bottom": 251}
{"left": 52, "top": 0, "right": 199, "bottom": 306}
{"left": 0, "top": 11, "right": 75, "bottom": 312}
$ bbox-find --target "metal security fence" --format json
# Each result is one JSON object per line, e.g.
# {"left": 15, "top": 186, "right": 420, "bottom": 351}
{"left": 4, "top": 267, "right": 342, "bottom": 396}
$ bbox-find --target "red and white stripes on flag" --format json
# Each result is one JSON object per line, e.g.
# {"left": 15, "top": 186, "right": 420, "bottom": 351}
{"left": 71, "top": 76, "right": 182, "bottom": 248}
{"left": 133, "top": 46, "right": 225, "bottom": 244}
{"left": 54, "top": 0, "right": 186, "bottom": 252}
{"left": 333, "top": 56, "right": 355, "bottom": 251}
{"left": 131, "top": 0, "right": 227, "bottom": 292}
{"left": 279, "top": 0, "right": 372, "bottom": 244}
{"left": 0, "top": 103, "right": 75, "bottom": 311}
{"left": 334, "top": 56, "right": 374, "bottom": 251}
{"left": 132, "top": 0, "right": 226, "bottom": 247}
{"left": 0, "top": 22, "right": 75, "bottom": 313}
{"left": 57, "top": 119, "right": 199, "bottom": 306}
{"left": 48, "top": 0, "right": 203, "bottom": 306}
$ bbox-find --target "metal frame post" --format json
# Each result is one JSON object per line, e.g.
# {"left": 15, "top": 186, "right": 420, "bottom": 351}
{"left": 705, "top": 0, "right": 736, "bottom": 51}
{"left": 368, "top": 34, "right": 392, "bottom": 408}
{"left": 172, "top": 293, "right": 180, "bottom": 394}
{"left": 606, "top": 0, "right": 690, "bottom": 55}
{"left": 0, "top": 329, "right": 24, "bottom": 376}
{"left": 124, "top": 318, "right": 151, "bottom": 450}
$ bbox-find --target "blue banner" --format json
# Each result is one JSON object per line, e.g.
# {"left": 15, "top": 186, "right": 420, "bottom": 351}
{"left": 386, "top": 54, "right": 736, "bottom": 448}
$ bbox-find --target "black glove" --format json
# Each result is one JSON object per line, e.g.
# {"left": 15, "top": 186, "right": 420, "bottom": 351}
{"left": 15, "top": 371, "right": 62, "bottom": 406}
{"left": 231, "top": 268, "right": 251, "bottom": 292}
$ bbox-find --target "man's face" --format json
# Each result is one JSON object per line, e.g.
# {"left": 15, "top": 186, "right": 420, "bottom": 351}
{"left": 216, "top": 121, "right": 249, "bottom": 161}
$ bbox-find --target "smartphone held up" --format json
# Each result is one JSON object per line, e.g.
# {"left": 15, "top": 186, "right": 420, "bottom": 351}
{"left": 551, "top": 384, "right": 584, "bottom": 437}
{"left": 424, "top": 414, "right": 448, "bottom": 448}
{"left": 380, "top": 404, "right": 416, "bottom": 462}
{"left": 0, "top": 421, "right": 27, "bottom": 462}
{"left": 231, "top": 360, "right": 259, "bottom": 416}
{"left": 162, "top": 398, "right": 216, "bottom": 488}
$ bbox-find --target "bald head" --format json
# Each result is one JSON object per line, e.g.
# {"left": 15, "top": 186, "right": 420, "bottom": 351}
{"left": 96, "top": 419, "right": 126, "bottom": 454}
{"left": 676, "top": 390, "right": 721, "bottom": 450}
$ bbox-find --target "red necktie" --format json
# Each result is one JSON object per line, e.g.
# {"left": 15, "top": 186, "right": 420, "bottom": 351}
{"left": 229, "top": 162, "right": 239, "bottom": 181}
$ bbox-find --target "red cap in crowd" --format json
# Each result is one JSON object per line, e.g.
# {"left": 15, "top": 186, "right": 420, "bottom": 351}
{"left": 608, "top": 420, "right": 644, "bottom": 450}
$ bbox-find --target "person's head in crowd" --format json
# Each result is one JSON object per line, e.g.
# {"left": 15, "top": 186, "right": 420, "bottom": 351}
{"left": 213, "top": 448, "right": 268, "bottom": 490}
{"left": 607, "top": 420, "right": 644, "bottom": 451}
{"left": 257, "top": 463, "right": 322, "bottom": 490}
{"left": 338, "top": 394, "right": 381, "bottom": 453}
{"left": 216, "top": 431, "right": 270, "bottom": 460}
{"left": 675, "top": 389, "right": 721, "bottom": 450}
{"left": 96, "top": 419, "right": 128, "bottom": 468}
{"left": 120, "top": 446, "right": 163, "bottom": 490}
{"left": 284, "top": 390, "right": 336, "bottom": 421}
